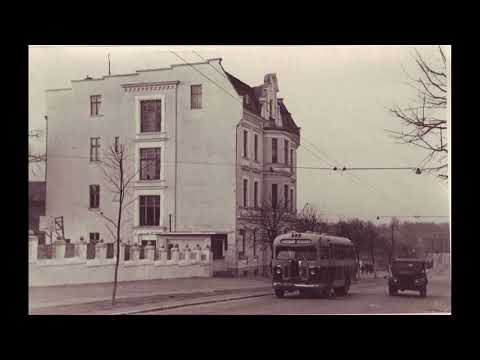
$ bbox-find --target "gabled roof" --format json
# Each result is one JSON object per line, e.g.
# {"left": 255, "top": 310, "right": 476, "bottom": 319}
{"left": 225, "top": 72, "right": 260, "bottom": 114}
{"left": 225, "top": 71, "right": 300, "bottom": 136}
{"left": 278, "top": 101, "right": 300, "bottom": 136}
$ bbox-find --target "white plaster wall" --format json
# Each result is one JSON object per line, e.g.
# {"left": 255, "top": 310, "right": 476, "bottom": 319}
{"left": 29, "top": 259, "right": 211, "bottom": 287}
{"left": 46, "top": 60, "right": 241, "bottom": 249}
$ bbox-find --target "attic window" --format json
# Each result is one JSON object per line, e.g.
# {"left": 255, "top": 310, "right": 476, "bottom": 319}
{"left": 244, "top": 95, "right": 250, "bottom": 105}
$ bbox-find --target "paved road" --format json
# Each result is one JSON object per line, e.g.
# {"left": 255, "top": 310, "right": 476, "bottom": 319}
{"left": 140, "top": 276, "right": 450, "bottom": 315}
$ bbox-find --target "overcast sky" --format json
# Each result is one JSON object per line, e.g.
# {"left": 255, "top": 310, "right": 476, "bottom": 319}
{"left": 29, "top": 45, "right": 450, "bottom": 223}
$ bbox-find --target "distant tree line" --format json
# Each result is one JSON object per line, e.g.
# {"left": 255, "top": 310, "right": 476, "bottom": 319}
{"left": 294, "top": 204, "right": 449, "bottom": 272}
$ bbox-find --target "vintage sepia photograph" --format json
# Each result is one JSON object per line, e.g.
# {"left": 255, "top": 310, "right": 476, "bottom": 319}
{"left": 28, "top": 45, "right": 450, "bottom": 315}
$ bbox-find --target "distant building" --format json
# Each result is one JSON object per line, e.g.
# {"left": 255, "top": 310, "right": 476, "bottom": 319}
{"left": 45, "top": 58, "right": 300, "bottom": 276}
{"left": 29, "top": 181, "right": 46, "bottom": 234}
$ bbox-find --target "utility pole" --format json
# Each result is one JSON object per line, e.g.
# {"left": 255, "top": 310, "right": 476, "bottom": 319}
{"left": 45, "top": 115, "right": 48, "bottom": 208}
{"left": 108, "top": 53, "right": 111, "bottom": 76}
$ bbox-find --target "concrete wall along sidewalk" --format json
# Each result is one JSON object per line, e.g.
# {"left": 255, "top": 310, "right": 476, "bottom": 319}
{"left": 29, "top": 233, "right": 213, "bottom": 287}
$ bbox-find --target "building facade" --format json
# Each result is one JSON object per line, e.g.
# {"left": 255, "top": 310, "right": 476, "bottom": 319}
{"left": 45, "top": 58, "right": 300, "bottom": 276}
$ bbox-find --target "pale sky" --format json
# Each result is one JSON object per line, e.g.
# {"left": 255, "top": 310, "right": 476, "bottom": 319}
{"left": 28, "top": 45, "right": 450, "bottom": 223}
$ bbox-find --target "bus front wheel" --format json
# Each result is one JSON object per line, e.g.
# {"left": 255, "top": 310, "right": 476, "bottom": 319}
{"left": 274, "top": 289, "right": 285, "bottom": 298}
{"left": 335, "top": 276, "right": 351, "bottom": 296}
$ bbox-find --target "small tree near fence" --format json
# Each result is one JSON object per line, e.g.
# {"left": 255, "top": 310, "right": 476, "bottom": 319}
{"left": 95, "top": 140, "right": 138, "bottom": 306}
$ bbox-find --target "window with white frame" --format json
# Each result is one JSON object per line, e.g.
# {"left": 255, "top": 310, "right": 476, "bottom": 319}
{"left": 239, "top": 230, "right": 246, "bottom": 258}
{"left": 139, "top": 195, "right": 160, "bottom": 226}
{"left": 140, "top": 99, "right": 162, "bottom": 132}
{"left": 140, "top": 148, "right": 161, "bottom": 180}
{"left": 254, "top": 181, "right": 259, "bottom": 209}
{"left": 191, "top": 85, "right": 202, "bottom": 109}
{"left": 243, "top": 178, "right": 248, "bottom": 208}
{"left": 284, "top": 139, "right": 289, "bottom": 164}
{"left": 89, "top": 232, "right": 100, "bottom": 244}
{"left": 272, "top": 183, "right": 278, "bottom": 208}
{"left": 243, "top": 130, "right": 248, "bottom": 158}
{"left": 90, "top": 137, "right": 100, "bottom": 161}
{"left": 272, "top": 138, "right": 278, "bottom": 163}
{"left": 89, "top": 185, "right": 100, "bottom": 209}
{"left": 90, "top": 95, "right": 101, "bottom": 116}
{"left": 284, "top": 184, "right": 289, "bottom": 209}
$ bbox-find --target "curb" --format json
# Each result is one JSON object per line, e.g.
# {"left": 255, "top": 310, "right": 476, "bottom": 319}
{"left": 30, "top": 285, "right": 272, "bottom": 310}
{"left": 110, "top": 292, "right": 273, "bottom": 315}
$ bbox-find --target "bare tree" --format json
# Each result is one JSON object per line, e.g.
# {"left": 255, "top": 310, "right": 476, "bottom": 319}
{"left": 95, "top": 141, "right": 138, "bottom": 306}
{"left": 295, "top": 203, "right": 327, "bottom": 233}
{"left": 388, "top": 46, "right": 448, "bottom": 180}
{"left": 257, "top": 198, "right": 295, "bottom": 264}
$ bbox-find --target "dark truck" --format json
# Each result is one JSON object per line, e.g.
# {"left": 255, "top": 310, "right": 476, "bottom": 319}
{"left": 388, "top": 258, "right": 428, "bottom": 297}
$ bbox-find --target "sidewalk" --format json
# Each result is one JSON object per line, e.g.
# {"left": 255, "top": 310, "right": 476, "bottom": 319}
{"left": 29, "top": 277, "right": 272, "bottom": 315}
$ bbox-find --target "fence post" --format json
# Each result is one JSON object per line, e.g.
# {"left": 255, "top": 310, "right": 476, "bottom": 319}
{"left": 78, "top": 242, "right": 87, "bottom": 260}
{"left": 194, "top": 244, "right": 202, "bottom": 263}
{"left": 130, "top": 245, "right": 140, "bottom": 261}
{"left": 184, "top": 244, "right": 191, "bottom": 264}
{"left": 171, "top": 245, "right": 179, "bottom": 263}
{"left": 95, "top": 242, "right": 107, "bottom": 260}
{"left": 118, "top": 243, "right": 125, "bottom": 263}
{"left": 145, "top": 245, "right": 155, "bottom": 261}
{"left": 54, "top": 238, "right": 66, "bottom": 259}
{"left": 157, "top": 246, "right": 166, "bottom": 263}
{"left": 29, "top": 231, "right": 38, "bottom": 263}
{"left": 203, "top": 244, "right": 211, "bottom": 262}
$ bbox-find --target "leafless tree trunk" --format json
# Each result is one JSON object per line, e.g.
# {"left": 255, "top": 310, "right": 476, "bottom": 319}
{"left": 96, "top": 142, "right": 138, "bottom": 306}
{"left": 388, "top": 46, "right": 448, "bottom": 180}
{"left": 258, "top": 198, "right": 295, "bottom": 266}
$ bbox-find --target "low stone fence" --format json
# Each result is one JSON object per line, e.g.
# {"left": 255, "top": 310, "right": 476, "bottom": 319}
{"left": 28, "top": 234, "right": 213, "bottom": 287}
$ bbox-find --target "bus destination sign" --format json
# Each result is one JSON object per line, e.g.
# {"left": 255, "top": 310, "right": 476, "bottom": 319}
{"left": 280, "top": 239, "right": 312, "bottom": 244}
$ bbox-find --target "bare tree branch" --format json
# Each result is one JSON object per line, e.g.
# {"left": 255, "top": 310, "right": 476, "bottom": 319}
{"left": 388, "top": 45, "right": 448, "bottom": 180}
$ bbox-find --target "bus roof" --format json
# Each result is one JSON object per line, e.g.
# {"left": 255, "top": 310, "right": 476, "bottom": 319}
{"left": 273, "top": 232, "right": 353, "bottom": 247}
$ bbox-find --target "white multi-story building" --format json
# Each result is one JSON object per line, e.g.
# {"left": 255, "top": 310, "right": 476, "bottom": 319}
{"left": 46, "top": 58, "right": 300, "bottom": 276}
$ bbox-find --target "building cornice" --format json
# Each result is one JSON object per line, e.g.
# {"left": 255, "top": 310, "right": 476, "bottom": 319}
{"left": 45, "top": 88, "right": 72, "bottom": 92}
{"left": 121, "top": 81, "right": 179, "bottom": 93}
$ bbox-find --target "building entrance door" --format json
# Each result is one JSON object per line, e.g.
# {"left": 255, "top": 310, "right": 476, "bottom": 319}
{"left": 211, "top": 234, "right": 228, "bottom": 275}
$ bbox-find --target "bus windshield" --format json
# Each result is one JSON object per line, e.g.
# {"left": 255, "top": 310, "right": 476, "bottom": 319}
{"left": 276, "top": 246, "right": 316, "bottom": 260}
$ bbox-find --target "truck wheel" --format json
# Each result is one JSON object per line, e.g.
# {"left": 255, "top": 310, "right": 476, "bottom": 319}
{"left": 389, "top": 286, "right": 397, "bottom": 296}
{"left": 335, "top": 276, "right": 351, "bottom": 296}
{"left": 274, "top": 289, "right": 285, "bottom": 298}
{"left": 420, "top": 287, "right": 427, "bottom": 298}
